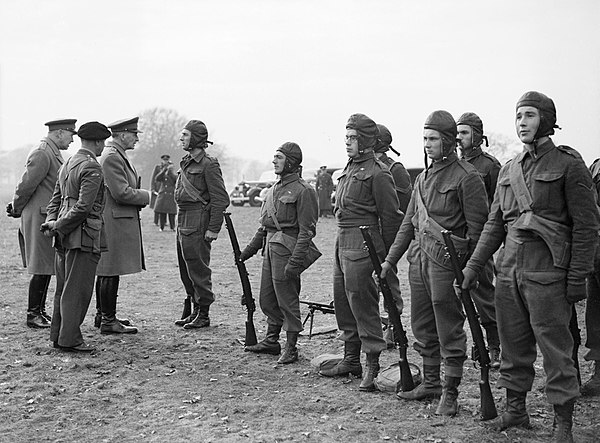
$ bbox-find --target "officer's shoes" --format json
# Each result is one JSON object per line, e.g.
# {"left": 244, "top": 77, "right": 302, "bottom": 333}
{"left": 26, "top": 313, "right": 51, "bottom": 329}
{"left": 101, "top": 319, "right": 138, "bottom": 334}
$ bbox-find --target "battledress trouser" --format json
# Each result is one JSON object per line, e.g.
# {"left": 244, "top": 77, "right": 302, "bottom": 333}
{"left": 469, "top": 258, "right": 500, "bottom": 348}
{"left": 584, "top": 264, "right": 600, "bottom": 361}
{"left": 333, "top": 227, "right": 386, "bottom": 353}
{"left": 495, "top": 235, "right": 579, "bottom": 405}
{"left": 408, "top": 246, "right": 467, "bottom": 377}
{"left": 50, "top": 245, "right": 99, "bottom": 347}
{"left": 177, "top": 208, "right": 215, "bottom": 308}
{"left": 258, "top": 232, "right": 303, "bottom": 332}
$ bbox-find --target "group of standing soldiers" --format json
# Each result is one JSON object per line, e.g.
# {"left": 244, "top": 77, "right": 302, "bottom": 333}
{"left": 7, "top": 90, "right": 600, "bottom": 442}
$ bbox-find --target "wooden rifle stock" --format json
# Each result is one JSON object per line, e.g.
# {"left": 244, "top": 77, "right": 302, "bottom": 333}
{"left": 223, "top": 212, "right": 258, "bottom": 346}
{"left": 441, "top": 230, "right": 497, "bottom": 420}
{"left": 359, "top": 226, "right": 415, "bottom": 393}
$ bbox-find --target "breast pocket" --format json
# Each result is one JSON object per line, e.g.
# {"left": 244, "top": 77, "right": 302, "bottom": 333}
{"left": 277, "top": 193, "right": 298, "bottom": 223}
{"left": 348, "top": 171, "right": 373, "bottom": 202}
{"left": 531, "top": 172, "right": 564, "bottom": 211}
{"left": 496, "top": 175, "right": 514, "bottom": 212}
{"left": 434, "top": 181, "right": 458, "bottom": 209}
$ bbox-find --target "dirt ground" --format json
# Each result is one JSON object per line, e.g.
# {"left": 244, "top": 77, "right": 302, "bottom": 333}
{"left": 1, "top": 206, "right": 598, "bottom": 442}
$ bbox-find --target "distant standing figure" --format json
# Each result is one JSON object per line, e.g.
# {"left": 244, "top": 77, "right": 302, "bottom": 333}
{"left": 174, "top": 120, "right": 230, "bottom": 329}
{"left": 150, "top": 160, "right": 162, "bottom": 226}
{"left": 315, "top": 166, "right": 334, "bottom": 217}
{"left": 154, "top": 154, "right": 177, "bottom": 231}
{"left": 95, "top": 117, "right": 151, "bottom": 335}
{"left": 7, "top": 119, "right": 77, "bottom": 329}
{"left": 42, "top": 121, "right": 111, "bottom": 352}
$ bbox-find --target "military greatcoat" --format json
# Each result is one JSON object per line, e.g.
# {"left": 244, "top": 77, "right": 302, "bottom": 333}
{"left": 96, "top": 140, "right": 150, "bottom": 276}
{"left": 12, "top": 138, "right": 64, "bottom": 274}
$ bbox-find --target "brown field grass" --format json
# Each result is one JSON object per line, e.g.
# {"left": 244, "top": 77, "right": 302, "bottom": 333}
{"left": 0, "top": 206, "right": 598, "bottom": 442}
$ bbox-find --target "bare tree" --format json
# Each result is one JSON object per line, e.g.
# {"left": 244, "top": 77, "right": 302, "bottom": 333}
{"left": 129, "top": 107, "right": 188, "bottom": 187}
{"left": 486, "top": 132, "right": 521, "bottom": 165}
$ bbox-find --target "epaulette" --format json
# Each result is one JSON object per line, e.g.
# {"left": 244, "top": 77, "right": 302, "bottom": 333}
{"left": 556, "top": 145, "right": 583, "bottom": 160}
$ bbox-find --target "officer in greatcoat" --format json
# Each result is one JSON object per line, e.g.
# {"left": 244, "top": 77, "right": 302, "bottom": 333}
{"left": 7, "top": 119, "right": 76, "bottom": 328}
{"left": 95, "top": 117, "right": 150, "bottom": 334}
{"left": 42, "top": 121, "right": 110, "bottom": 352}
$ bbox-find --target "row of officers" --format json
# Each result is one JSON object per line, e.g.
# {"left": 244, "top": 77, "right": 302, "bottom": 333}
{"left": 7, "top": 91, "right": 600, "bottom": 442}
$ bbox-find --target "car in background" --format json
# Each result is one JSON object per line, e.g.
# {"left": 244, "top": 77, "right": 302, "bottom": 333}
{"left": 229, "top": 170, "right": 277, "bottom": 207}
{"left": 330, "top": 166, "right": 424, "bottom": 204}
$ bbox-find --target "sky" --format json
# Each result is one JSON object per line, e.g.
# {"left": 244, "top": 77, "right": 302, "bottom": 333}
{"left": 1, "top": 0, "right": 599, "bottom": 171}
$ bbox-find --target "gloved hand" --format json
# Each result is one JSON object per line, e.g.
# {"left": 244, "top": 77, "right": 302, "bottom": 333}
{"left": 40, "top": 221, "right": 57, "bottom": 237}
{"left": 6, "top": 202, "right": 20, "bottom": 218}
{"left": 284, "top": 263, "right": 301, "bottom": 280}
{"left": 566, "top": 281, "right": 587, "bottom": 304}
{"left": 457, "top": 267, "right": 479, "bottom": 298}
{"left": 239, "top": 247, "right": 255, "bottom": 262}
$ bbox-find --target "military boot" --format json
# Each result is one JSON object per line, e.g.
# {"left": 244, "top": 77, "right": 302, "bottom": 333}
{"left": 245, "top": 324, "right": 282, "bottom": 355}
{"left": 319, "top": 341, "right": 362, "bottom": 377}
{"left": 277, "top": 331, "right": 299, "bottom": 364}
{"left": 183, "top": 305, "right": 210, "bottom": 329}
{"left": 397, "top": 364, "right": 442, "bottom": 400}
{"left": 485, "top": 389, "right": 530, "bottom": 431}
{"left": 553, "top": 400, "right": 575, "bottom": 443}
{"left": 94, "top": 277, "right": 103, "bottom": 328}
{"left": 174, "top": 296, "right": 193, "bottom": 326}
{"left": 359, "top": 352, "right": 381, "bottom": 392}
{"left": 39, "top": 276, "right": 52, "bottom": 322}
{"left": 435, "top": 376, "right": 461, "bottom": 416}
{"left": 581, "top": 361, "right": 600, "bottom": 396}
{"left": 26, "top": 275, "right": 51, "bottom": 329}
{"left": 100, "top": 277, "right": 137, "bottom": 334}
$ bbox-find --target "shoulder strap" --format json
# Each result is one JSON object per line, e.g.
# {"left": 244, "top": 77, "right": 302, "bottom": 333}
{"left": 264, "top": 186, "right": 282, "bottom": 230}
{"left": 507, "top": 158, "right": 533, "bottom": 213}
{"left": 180, "top": 170, "right": 208, "bottom": 205}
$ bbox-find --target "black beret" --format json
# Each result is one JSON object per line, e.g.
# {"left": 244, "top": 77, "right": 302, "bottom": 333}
{"left": 45, "top": 119, "right": 77, "bottom": 133}
{"left": 160, "top": 154, "right": 171, "bottom": 160}
{"left": 109, "top": 117, "right": 142, "bottom": 133}
{"left": 77, "top": 122, "right": 111, "bottom": 140}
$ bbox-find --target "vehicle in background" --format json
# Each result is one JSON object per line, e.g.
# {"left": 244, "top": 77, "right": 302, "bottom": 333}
{"left": 229, "top": 170, "right": 277, "bottom": 207}
{"left": 330, "top": 167, "right": 424, "bottom": 204}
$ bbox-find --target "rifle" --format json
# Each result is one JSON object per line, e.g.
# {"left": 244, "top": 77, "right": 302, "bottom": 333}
{"left": 359, "top": 226, "right": 415, "bottom": 393}
{"left": 441, "top": 230, "right": 497, "bottom": 421}
{"left": 223, "top": 212, "right": 258, "bottom": 346}
{"left": 569, "top": 304, "right": 581, "bottom": 385}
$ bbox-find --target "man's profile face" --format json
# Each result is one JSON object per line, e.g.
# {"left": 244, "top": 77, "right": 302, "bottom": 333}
{"left": 273, "top": 151, "right": 286, "bottom": 175}
{"left": 423, "top": 129, "right": 443, "bottom": 161}
{"left": 180, "top": 129, "right": 192, "bottom": 151}
{"left": 515, "top": 106, "right": 540, "bottom": 144}
{"left": 57, "top": 129, "right": 75, "bottom": 150}
{"left": 121, "top": 132, "right": 139, "bottom": 150}
{"left": 456, "top": 124, "right": 473, "bottom": 150}
{"left": 345, "top": 129, "right": 359, "bottom": 158}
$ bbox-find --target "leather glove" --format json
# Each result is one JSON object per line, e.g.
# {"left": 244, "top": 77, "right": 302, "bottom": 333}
{"left": 40, "top": 221, "right": 57, "bottom": 237}
{"left": 6, "top": 202, "right": 20, "bottom": 218}
{"left": 239, "top": 247, "right": 255, "bottom": 262}
{"left": 284, "top": 263, "right": 301, "bottom": 280}
{"left": 566, "top": 281, "right": 587, "bottom": 304}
